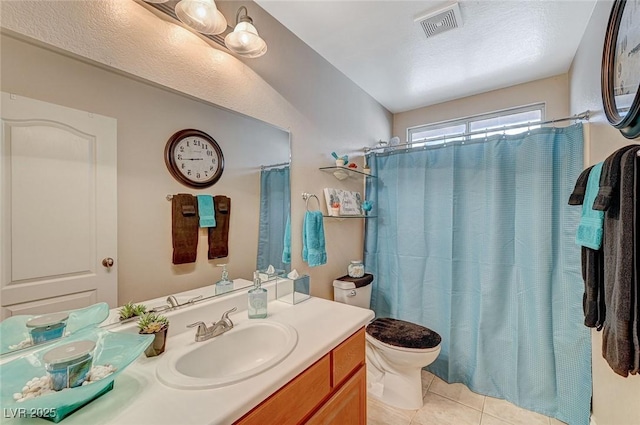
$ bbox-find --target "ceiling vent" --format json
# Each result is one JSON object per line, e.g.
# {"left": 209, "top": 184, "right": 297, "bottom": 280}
{"left": 415, "top": 3, "right": 462, "bottom": 39}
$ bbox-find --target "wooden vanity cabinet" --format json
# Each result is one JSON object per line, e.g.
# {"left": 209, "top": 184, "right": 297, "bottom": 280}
{"left": 234, "top": 328, "right": 366, "bottom": 425}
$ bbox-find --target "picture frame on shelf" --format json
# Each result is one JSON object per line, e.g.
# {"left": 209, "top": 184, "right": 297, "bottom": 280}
{"left": 323, "top": 188, "right": 363, "bottom": 216}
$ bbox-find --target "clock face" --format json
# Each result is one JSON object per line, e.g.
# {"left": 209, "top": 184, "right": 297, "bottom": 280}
{"left": 165, "top": 129, "right": 224, "bottom": 188}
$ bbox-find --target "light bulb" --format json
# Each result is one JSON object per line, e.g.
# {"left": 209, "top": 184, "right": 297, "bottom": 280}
{"left": 175, "top": 0, "right": 227, "bottom": 35}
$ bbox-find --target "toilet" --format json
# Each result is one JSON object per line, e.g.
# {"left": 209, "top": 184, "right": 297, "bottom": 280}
{"left": 333, "top": 275, "right": 441, "bottom": 410}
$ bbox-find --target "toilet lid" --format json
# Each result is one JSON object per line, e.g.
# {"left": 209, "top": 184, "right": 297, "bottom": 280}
{"left": 366, "top": 318, "right": 441, "bottom": 349}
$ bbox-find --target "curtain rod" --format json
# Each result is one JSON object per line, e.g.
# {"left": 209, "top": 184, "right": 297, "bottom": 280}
{"left": 260, "top": 161, "right": 290, "bottom": 170}
{"left": 364, "top": 110, "right": 590, "bottom": 154}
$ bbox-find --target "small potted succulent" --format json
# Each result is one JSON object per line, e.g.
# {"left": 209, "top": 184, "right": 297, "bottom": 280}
{"left": 331, "top": 202, "right": 341, "bottom": 216}
{"left": 118, "top": 302, "right": 147, "bottom": 321}
{"left": 137, "top": 313, "right": 169, "bottom": 357}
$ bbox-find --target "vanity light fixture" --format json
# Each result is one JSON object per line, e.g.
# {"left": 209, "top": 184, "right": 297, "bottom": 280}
{"left": 174, "top": 0, "right": 227, "bottom": 35}
{"left": 224, "top": 6, "right": 267, "bottom": 58}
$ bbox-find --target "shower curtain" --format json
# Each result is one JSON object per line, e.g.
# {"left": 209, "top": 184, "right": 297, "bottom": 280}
{"left": 364, "top": 125, "right": 590, "bottom": 425}
{"left": 257, "top": 166, "right": 290, "bottom": 272}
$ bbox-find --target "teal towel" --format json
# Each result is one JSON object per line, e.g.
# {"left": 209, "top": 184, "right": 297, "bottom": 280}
{"left": 282, "top": 214, "right": 291, "bottom": 264}
{"left": 302, "top": 211, "right": 327, "bottom": 267}
{"left": 196, "top": 195, "right": 216, "bottom": 228}
{"left": 576, "top": 162, "right": 604, "bottom": 249}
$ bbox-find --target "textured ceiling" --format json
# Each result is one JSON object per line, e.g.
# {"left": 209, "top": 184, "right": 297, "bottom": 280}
{"left": 256, "top": 0, "right": 597, "bottom": 113}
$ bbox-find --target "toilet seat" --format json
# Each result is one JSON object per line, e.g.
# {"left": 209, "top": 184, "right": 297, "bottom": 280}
{"left": 366, "top": 333, "right": 440, "bottom": 353}
{"left": 366, "top": 318, "right": 441, "bottom": 350}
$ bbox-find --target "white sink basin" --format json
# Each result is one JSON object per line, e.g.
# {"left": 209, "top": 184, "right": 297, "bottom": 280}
{"left": 156, "top": 320, "right": 298, "bottom": 389}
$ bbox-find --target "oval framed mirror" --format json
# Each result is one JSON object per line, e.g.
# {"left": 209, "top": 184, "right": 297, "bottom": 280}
{"left": 601, "top": 0, "right": 640, "bottom": 139}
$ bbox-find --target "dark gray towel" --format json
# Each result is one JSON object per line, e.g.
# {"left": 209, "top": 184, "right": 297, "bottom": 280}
{"left": 593, "top": 144, "right": 639, "bottom": 211}
{"left": 208, "top": 195, "right": 231, "bottom": 259}
{"left": 582, "top": 247, "right": 605, "bottom": 329}
{"left": 634, "top": 153, "right": 640, "bottom": 374}
{"left": 601, "top": 146, "right": 640, "bottom": 376}
{"left": 569, "top": 165, "right": 606, "bottom": 328}
{"left": 171, "top": 194, "right": 199, "bottom": 265}
{"left": 569, "top": 165, "right": 595, "bottom": 205}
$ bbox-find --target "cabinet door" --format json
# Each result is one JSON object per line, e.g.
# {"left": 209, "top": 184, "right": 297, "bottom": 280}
{"left": 235, "top": 355, "right": 331, "bottom": 425}
{"left": 306, "top": 365, "right": 366, "bottom": 425}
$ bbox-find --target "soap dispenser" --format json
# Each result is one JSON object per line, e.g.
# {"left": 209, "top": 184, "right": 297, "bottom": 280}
{"left": 248, "top": 271, "right": 268, "bottom": 319}
{"left": 215, "top": 264, "right": 234, "bottom": 295}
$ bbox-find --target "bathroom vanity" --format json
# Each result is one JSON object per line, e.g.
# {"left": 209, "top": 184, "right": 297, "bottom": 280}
{"left": 235, "top": 328, "right": 366, "bottom": 424}
{"left": 0, "top": 280, "right": 373, "bottom": 424}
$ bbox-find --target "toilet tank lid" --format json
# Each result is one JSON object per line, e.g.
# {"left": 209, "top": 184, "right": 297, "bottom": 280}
{"left": 333, "top": 273, "right": 374, "bottom": 289}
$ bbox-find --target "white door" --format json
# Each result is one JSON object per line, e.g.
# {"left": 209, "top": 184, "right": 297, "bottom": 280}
{"left": 0, "top": 92, "right": 117, "bottom": 319}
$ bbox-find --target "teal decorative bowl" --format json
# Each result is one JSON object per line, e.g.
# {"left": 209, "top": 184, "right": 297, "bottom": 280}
{"left": 0, "top": 328, "right": 153, "bottom": 422}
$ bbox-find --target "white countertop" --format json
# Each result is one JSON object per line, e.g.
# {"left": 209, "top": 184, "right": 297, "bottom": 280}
{"left": 3, "top": 286, "right": 374, "bottom": 425}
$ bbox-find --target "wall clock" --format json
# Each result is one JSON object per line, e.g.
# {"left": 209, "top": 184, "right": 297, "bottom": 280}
{"left": 602, "top": 0, "right": 640, "bottom": 139}
{"left": 164, "top": 129, "right": 224, "bottom": 188}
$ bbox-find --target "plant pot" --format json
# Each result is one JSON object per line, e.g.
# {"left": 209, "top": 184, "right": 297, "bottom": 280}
{"left": 331, "top": 207, "right": 340, "bottom": 216}
{"left": 141, "top": 326, "right": 168, "bottom": 357}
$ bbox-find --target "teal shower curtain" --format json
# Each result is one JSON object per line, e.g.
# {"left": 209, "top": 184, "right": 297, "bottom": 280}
{"left": 257, "top": 166, "right": 290, "bottom": 272}
{"left": 364, "top": 125, "right": 590, "bottom": 425}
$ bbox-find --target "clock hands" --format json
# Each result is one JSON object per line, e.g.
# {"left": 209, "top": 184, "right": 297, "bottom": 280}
{"left": 629, "top": 41, "right": 640, "bottom": 57}
{"left": 181, "top": 158, "right": 204, "bottom": 161}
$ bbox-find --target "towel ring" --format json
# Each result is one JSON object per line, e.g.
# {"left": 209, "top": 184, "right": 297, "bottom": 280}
{"left": 302, "top": 192, "right": 321, "bottom": 212}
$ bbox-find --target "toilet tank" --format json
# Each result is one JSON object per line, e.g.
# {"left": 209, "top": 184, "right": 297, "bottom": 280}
{"left": 333, "top": 279, "right": 372, "bottom": 309}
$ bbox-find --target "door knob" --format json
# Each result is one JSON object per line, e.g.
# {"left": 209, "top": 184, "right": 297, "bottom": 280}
{"left": 102, "top": 257, "right": 115, "bottom": 269}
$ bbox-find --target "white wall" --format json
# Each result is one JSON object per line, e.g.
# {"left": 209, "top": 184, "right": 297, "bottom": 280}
{"left": 569, "top": 1, "right": 640, "bottom": 424}
{"left": 0, "top": 0, "right": 392, "bottom": 302}
{"left": 393, "top": 74, "right": 570, "bottom": 141}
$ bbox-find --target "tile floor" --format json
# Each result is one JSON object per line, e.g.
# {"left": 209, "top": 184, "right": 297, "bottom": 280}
{"left": 367, "top": 370, "right": 567, "bottom": 425}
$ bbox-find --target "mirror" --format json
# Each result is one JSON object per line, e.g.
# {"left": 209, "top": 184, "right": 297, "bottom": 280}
{"left": 0, "top": 33, "right": 291, "bottom": 340}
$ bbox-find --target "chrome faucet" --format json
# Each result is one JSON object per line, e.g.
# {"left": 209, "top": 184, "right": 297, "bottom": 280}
{"left": 187, "top": 307, "right": 238, "bottom": 342}
{"left": 166, "top": 294, "right": 203, "bottom": 309}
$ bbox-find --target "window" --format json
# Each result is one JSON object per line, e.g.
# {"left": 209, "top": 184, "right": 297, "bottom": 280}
{"left": 407, "top": 104, "right": 545, "bottom": 146}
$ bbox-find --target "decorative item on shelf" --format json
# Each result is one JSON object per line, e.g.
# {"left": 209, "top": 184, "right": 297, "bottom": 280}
{"left": 331, "top": 202, "right": 341, "bottom": 216}
{"left": 601, "top": 0, "right": 640, "bottom": 139}
{"left": 138, "top": 313, "right": 169, "bottom": 357}
{"left": 324, "top": 188, "right": 363, "bottom": 216}
{"left": 363, "top": 156, "right": 371, "bottom": 175}
{"left": 347, "top": 162, "right": 357, "bottom": 169}
{"left": 118, "top": 302, "right": 147, "bottom": 322}
{"left": 331, "top": 151, "right": 349, "bottom": 166}
{"left": 362, "top": 200, "right": 374, "bottom": 215}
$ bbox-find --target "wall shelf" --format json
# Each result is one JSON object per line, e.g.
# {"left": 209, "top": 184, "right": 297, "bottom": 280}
{"left": 323, "top": 215, "right": 376, "bottom": 219}
{"left": 319, "top": 166, "right": 376, "bottom": 180}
